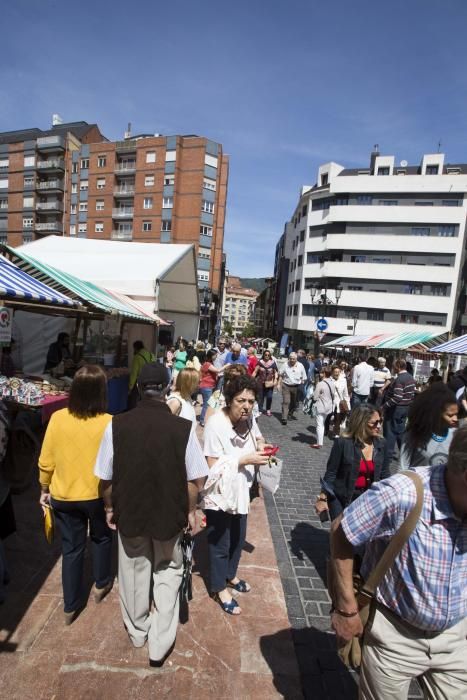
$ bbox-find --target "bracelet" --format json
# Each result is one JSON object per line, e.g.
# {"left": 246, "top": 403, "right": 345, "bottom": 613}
{"left": 330, "top": 606, "right": 359, "bottom": 618}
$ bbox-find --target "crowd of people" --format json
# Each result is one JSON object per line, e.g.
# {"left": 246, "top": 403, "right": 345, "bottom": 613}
{"left": 0, "top": 333, "right": 465, "bottom": 696}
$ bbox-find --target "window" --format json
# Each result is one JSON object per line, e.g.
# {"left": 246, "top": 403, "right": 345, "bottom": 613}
{"left": 379, "top": 200, "right": 398, "bottom": 206}
{"left": 405, "top": 284, "right": 422, "bottom": 295}
{"left": 24, "top": 175, "right": 34, "bottom": 187}
{"left": 348, "top": 285, "right": 363, "bottom": 291}
{"left": 97, "top": 178, "right": 106, "bottom": 189}
{"left": 72, "top": 162, "right": 78, "bottom": 174}
{"left": 200, "top": 225, "right": 212, "bottom": 236}
{"left": 78, "top": 223, "right": 87, "bottom": 233}
{"left": 377, "top": 167, "right": 390, "bottom": 175}
{"left": 203, "top": 178, "right": 216, "bottom": 191}
{"left": 164, "top": 174, "right": 175, "bottom": 186}
{"left": 142, "top": 221, "right": 152, "bottom": 232}
{"left": 79, "top": 202, "right": 88, "bottom": 212}
{"left": 96, "top": 200, "right": 104, "bottom": 211}
{"left": 367, "top": 310, "right": 384, "bottom": 321}
{"left": 198, "top": 271, "right": 209, "bottom": 281}
{"left": 146, "top": 151, "right": 156, "bottom": 163}
{"left": 162, "top": 197, "right": 173, "bottom": 208}
{"left": 0, "top": 179, "right": 8, "bottom": 189}
{"left": 357, "top": 195, "right": 373, "bottom": 204}
{"left": 431, "top": 285, "right": 447, "bottom": 296}
{"left": 161, "top": 220, "right": 171, "bottom": 232}
{"left": 199, "top": 249, "right": 211, "bottom": 259}
{"left": 70, "top": 203, "right": 77, "bottom": 214}
{"left": 298, "top": 255, "right": 303, "bottom": 267}
{"left": 401, "top": 314, "right": 419, "bottom": 323}
{"left": 411, "top": 227, "right": 430, "bottom": 236}
{"left": 70, "top": 225, "right": 76, "bottom": 236}
{"left": 293, "top": 305, "right": 298, "bottom": 316}
{"left": 307, "top": 253, "right": 321, "bottom": 263}
{"left": 414, "top": 201, "right": 433, "bottom": 206}
{"left": 295, "top": 280, "right": 300, "bottom": 291}
{"left": 202, "top": 200, "right": 214, "bottom": 213}
{"left": 351, "top": 255, "right": 367, "bottom": 262}
{"left": 426, "top": 165, "right": 439, "bottom": 175}
{"left": 292, "top": 240, "right": 296, "bottom": 251}
{"left": 24, "top": 155, "right": 35, "bottom": 168}
{"left": 144, "top": 175, "right": 154, "bottom": 186}
{"left": 143, "top": 197, "right": 153, "bottom": 209}
{"left": 299, "top": 230, "right": 305, "bottom": 242}
{"left": 80, "top": 158, "right": 89, "bottom": 170}
{"left": 438, "top": 225, "right": 455, "bottom": 237}
{"left": 22, "top": 217, "right": 33, "bottom": 229}
{"left": 0, "top": 158, "right": 9, "bottom": 169}
{"left": 0, "top": 199, "right": 7, "bottom": 209}
{"left": 302, "top": 205, "right": 308, "bottom": 216}
{"left": 95, "top": 222, "right": 104, "bottom": 233}
{"left": 442, "top": 199, "right": 460, "bottom": 206}
{"left": 23, "top": 196, "right": 34, "bottom": 208}
{"left": 372, "top": 256, "right": 391, "bottom": 263}
{"left": 80, "top": 180, "right": 88, "bottom": 190}
{"left": 23, "top": 233, "right": 33, "bottom": 244}
{"left": 71, "top": 183, "right": 78, "bottom": 194}
{"left": 335, "top": 197, "right": 349, "bottom": 206}
{"left": 97, "top": 155, "right": 106, "bottom": 168}
{"left": 321, "top": 173, "right": 328, "bottom": 186}
{"left": 165, "top": 151, "right": 176, "bottom": 162}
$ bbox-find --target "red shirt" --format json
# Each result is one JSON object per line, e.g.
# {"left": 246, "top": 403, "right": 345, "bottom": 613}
{"left": 354, "top": 458, "right": 374, "bottom": 490}
{"left": 247, "top": 355, "right": 259, "bottom": 376}
{"left": 200, "top": 362, "right": 217, "bottom": 389}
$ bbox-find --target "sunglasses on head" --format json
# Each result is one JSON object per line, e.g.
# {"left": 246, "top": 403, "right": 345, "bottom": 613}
{"left": 368, "top": 420, "right": 382, "bottom": 428}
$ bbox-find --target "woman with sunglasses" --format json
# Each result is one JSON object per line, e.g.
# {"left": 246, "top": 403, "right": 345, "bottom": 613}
{"left": 252, "top": 349, "right": 278, "bottom": 416}
{"left": 315, "top": 404, "right": 389, "bottom": 523}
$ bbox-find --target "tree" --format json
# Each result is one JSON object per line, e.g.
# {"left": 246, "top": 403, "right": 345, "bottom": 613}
{"left": 242, "top": 322, "right": 257, "bottom": 339}
{"left": 222, "top": 320, "right": 233, "bottom": 336}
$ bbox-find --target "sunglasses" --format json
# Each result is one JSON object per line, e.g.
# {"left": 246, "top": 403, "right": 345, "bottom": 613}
{"left": 368, "top": 420, "right": 382, "bottom": 428}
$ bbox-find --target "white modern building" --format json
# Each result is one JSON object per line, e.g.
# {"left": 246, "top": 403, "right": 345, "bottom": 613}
{"left": 278, "top": 150, "right": 467, "bottom": 346}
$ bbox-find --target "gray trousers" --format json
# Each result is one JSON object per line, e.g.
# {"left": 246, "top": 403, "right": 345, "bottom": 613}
{"left": 281, "top": 384, "right": 299, "bottom": 420}
{"left": 118, "top": 531, "right": 183, "bottom": 662}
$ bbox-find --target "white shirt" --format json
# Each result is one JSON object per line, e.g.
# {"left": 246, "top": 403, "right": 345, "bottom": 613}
{"left": 94, "top": 421, "right": 208, "bottom": 482}
{"left": 280, "top": 362, "right": 307, "bottom": 386}
{"left": 373, "top": 366, "right": 391, "bottom": 389}
{"left": 351, "top": 362, "right": 375, "bottom": 396}
{"left": 203, "top": 410, "right": 262, "bottom": 515}
{"left": 166, "top": 393, "right": 197, "bottom": 426}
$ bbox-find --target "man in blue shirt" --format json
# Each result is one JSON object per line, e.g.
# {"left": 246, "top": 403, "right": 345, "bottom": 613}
{"left": 330, "top": 428, "right": 467, "bottom": 698}
{"left": 225, "top": 342, "right": 248, "bottom": 367}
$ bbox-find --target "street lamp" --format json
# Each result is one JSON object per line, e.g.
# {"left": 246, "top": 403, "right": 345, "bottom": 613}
{"left": 309, "top": 280, "right": 343, "bottom": 353}
{"left": 352, "top": 310, "right": 359, "bottom": 336}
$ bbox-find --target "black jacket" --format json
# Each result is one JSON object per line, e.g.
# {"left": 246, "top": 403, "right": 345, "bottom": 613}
{"left": 321, "top": 436, "right": 388, "bottom": 508}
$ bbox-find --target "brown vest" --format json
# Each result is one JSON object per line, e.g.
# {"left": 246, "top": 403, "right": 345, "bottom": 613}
{"left": 111, "top": 398, "right": 190, "bottom": 540}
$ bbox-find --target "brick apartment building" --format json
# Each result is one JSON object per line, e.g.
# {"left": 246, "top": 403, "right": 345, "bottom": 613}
{"left": 0, "top": 118, "right": 229, "bottom": 339}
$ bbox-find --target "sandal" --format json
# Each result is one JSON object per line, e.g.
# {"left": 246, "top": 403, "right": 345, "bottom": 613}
{"left": 211, "top": 592, "right": 241, "bottom": 615}
{"left": 227, "top": 579, "right": 251, "bottom": 593}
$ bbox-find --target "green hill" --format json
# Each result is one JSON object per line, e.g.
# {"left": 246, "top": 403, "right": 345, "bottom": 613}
{"left": 239, "top": 277, "right": 267, "bottom": 293}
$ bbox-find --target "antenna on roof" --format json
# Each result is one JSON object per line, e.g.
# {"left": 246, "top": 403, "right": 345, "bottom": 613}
{"left": 437, "top": 139, "right": 442, "bottom": 153}
{"left": 52, "top": 113, "right": 63, "bottom": 126}
{"left": 124, "top": 122, "right": 132, "bottom": 139}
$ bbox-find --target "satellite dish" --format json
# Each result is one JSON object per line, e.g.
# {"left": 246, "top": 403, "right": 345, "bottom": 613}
{"left": 400, "top": 160, "right": 408, "bottom": 167}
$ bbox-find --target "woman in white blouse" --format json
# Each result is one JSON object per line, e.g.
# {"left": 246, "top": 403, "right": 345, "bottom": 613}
{"left": 166, "top": 368, "right": 199, "bottom": 426}
{"left": 203, "top": 375, "right": 271, "bottom": 615}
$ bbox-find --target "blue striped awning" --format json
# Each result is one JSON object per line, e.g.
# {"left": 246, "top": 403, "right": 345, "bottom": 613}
{"left": 0, "top": 255, "right": 78, "bottom": 307}
{"left": 430, "top": 334, "right": 467, "bottom": 355}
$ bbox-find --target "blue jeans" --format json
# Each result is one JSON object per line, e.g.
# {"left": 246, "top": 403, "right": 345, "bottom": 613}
{"left": 199, "top": 387, "right": 213, "bottom": 425}
{"left": 383, "top": 405, "right": 408, "bottom": 471}
{"left": 351, "top": 392, "right": 368, "bottom": 409}
{"left": 259, "top": 385, "right": 274, "bottom": 411}
{"left": 51, "top": 497, "right": 113, "bottom": 612}
{"left": 205, "top": 509, "right": 247, "bottom": 592}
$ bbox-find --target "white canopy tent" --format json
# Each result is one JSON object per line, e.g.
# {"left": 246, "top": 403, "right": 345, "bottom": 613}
{"left": 17, "top": 236, "right": 200, "bottom": 341}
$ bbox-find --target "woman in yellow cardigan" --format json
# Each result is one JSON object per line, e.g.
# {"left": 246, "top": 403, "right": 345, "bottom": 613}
{"left": 39, "top": 365, "right": 113, "bottom": 625}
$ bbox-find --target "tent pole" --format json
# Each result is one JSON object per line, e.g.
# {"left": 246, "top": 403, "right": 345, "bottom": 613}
{"left": 115, "top": 319, "right": 125, "bottom": 367}
{"left": 72, "top": 315, "right": 82, "bottom": 364}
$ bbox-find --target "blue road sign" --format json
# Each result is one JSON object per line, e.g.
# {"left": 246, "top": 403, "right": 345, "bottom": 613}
{"left": 316, "top": 317, "right": 328, "bottom": 331}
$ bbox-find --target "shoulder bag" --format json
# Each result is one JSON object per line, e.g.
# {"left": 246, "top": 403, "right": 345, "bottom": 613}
{"left": 329, "top": 470, "right": 424, "bottom": 669}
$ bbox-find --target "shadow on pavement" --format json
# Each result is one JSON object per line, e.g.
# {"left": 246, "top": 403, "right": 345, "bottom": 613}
{"left": 290, "top": 522, "right": 330, "bottom": 586}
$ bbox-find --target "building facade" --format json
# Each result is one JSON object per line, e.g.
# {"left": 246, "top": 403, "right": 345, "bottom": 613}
{"left": 254, "top": 277, "right": 276, "bottom": 338}
{"left": 0, "top": 119, "right": 229, "bottom": 340}
{"left": 221, "top": 276, "right": 258, "bottom": 336}
{"left": 276, "top": 150, "right": 467, "bottom": 347}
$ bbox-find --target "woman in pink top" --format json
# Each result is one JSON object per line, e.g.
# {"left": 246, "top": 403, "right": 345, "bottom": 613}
{"left": 199, "top": 350, "right": 223, "bottom": 427}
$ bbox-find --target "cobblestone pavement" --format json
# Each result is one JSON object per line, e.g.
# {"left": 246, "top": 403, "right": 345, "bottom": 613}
{"left": 257, "top": 393, "right": 422, "bottom": 700}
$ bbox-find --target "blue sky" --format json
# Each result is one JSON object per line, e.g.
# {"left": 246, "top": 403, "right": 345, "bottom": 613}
{"left": 2, "top": 0, "right": 467, "bottom": 276}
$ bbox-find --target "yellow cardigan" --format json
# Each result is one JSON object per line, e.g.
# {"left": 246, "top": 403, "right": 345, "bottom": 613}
{"left": 39, "top": 409, "right": 112, "bottom": 501}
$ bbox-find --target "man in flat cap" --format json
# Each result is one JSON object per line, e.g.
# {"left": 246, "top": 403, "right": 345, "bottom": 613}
{"left": 95, "top": 363, "right": 208, "bottom": 667}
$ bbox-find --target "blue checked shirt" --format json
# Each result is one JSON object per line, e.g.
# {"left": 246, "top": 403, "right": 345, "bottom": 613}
{"left": 341, "top": 465, "right": 467, "bottom": 632}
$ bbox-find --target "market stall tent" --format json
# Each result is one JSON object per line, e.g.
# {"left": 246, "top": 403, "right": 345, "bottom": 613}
{"left": 15, "top": 236, "right": 199, "bottom": 339}
{"left": 0, "top": 255, "right": 79, "bottom": 311}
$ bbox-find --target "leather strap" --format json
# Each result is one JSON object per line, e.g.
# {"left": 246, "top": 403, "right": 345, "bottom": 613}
{"left": 358, "top": 471, "right": 424, "bottom": 601}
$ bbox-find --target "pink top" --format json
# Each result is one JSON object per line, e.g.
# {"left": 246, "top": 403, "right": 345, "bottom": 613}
{"left": 199, "top": 362, "right": 217, "bottom": 389}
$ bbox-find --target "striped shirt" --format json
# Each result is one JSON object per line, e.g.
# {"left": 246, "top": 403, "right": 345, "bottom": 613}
{"left": 341, "top": 465, "right": 467, "bottom": 632}
{"left": 94, "top": 421, "right": 209, "bottom": 482}
{"left": 383, "top": 370, "right": 416, "bottom": 408}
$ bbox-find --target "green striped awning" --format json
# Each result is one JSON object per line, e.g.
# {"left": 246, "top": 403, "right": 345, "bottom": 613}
{"left": 2, "top": 245, "right": 154, "bottom": 323}
{"left": 372, "top": 331, "right": 442, "bottom": 350}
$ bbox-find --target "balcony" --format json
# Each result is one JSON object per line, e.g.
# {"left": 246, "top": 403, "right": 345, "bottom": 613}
{"left": 36, "top": 179, "right": 64, "bottom": 191}
{"left": 111, "top": 230, "right": 133, "bottom": 241}
{"left": 112, "top": 208, "right": 134, "bottom": 218}
{"left": 114, "top": 162, "right": 136, "bottom": 174}
{"left": 36, "top": 201, "right": 63, "bottom": 212}
{"left": 36, "top": 158, "right": 65, "bottom": 172}
{"left": 35, "top": 222, "right": 63, "bottom": 234}
{"left": 36, "top": 135, "right": 65, "bottom": 152}
{"left": 114, "top": 186, "right": 135, "bottom": 197}
{"left": 115, "top": 140, "right": 137, "bottom": 153}
{"left": 197, "top": 256, "right": 211, "bottom": 271}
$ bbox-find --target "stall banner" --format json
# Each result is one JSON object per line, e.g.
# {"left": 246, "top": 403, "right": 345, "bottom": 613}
{"left": 0, "top": 307, "right": 12, "bottom": 344}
